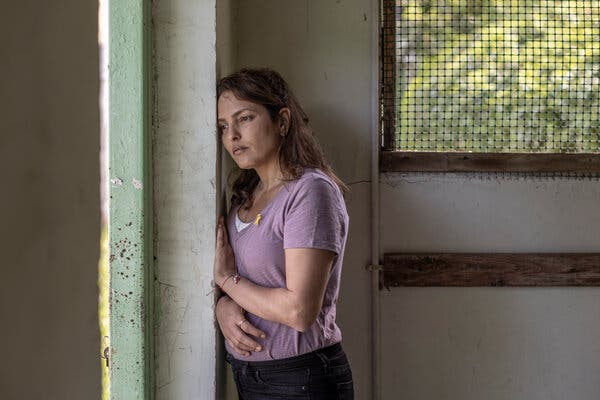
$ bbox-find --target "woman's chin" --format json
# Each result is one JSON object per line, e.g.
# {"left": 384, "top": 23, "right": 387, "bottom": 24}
{"left": 233, "top": 160, "right": 255, "bottom": 170}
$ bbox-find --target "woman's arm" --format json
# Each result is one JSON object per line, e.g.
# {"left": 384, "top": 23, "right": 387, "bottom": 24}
{"left": 214, "top": 218, "right": 335, "bottom": 332}
{"left": 223, "top": 248, "right": 334, "bottom": 332}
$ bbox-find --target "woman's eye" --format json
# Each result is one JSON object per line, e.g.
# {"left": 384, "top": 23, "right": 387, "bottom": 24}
{"left": 219, "top": 125, "right": 228, "bottom": 133}
{"left": 239, "top": 115, "right": 253, "bottom": 123}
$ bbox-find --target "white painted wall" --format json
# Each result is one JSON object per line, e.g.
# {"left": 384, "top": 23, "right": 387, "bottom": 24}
{"left": 0, "top": 1, "right": 100, "bottom": 399}
{"left": 380, "top": 173, "right": 600, "bottom": 400}
{"left": 217, "top": 0, "right": 236, "bottom": 78}
{"left": 223, "top": 1, "right": 600, "bottom": 400}
{"left": 153, "top": 1, "right": 217, "bottom": 399}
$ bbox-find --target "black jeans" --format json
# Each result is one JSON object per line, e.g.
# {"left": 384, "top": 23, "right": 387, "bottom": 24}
{"left": 225, "top": 343, "right": 354, "bottom": 400}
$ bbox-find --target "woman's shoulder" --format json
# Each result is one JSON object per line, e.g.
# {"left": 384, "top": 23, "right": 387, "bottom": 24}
{"left": 293, "top": 168, "right": 339, "bottom": 191}
{"left": 283, "top": 168, "right": 345, "bottom": 210}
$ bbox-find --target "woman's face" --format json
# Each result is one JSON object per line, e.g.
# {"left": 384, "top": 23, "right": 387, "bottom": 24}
{"left": 217, "top": 91, "right": 283, "bottom": 170}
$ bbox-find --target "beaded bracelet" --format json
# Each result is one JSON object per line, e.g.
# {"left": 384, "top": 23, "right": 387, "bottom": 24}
{"left": 220, "top": 273, "right": 240, "bottom": 289}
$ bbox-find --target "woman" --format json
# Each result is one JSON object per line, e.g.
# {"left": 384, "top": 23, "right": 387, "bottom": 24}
{"left": 214, "top": 68, "right": 353, "bottom": 399}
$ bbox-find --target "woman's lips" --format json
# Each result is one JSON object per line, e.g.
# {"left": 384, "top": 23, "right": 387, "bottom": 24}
{"left": 233, "top": 147, "right": 247, "bottom": 155}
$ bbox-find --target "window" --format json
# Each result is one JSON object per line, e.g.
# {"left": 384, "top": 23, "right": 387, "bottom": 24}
{"left": 381, "top": 0, "right": 600, "bottom": 172}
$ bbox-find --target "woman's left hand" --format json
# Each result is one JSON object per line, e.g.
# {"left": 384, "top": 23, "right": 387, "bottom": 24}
{"left": 214, "top": 216, "right": 236, "bottom": 287}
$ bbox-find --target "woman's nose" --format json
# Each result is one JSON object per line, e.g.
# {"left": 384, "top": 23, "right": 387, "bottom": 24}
{"left": 226, "top": 126, "right": 240, "bottom": 141}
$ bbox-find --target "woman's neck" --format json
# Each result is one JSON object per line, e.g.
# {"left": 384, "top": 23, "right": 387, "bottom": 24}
{"left": 254, "top": 160, "right": 284, "bottom": 191}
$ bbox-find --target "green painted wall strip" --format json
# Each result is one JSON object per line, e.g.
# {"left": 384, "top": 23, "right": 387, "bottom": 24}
{"left": 109, "top": 0, "right": 154, "bottom": 399}
{"left": 143, "top": 0, "right": 155, "bottom": 398}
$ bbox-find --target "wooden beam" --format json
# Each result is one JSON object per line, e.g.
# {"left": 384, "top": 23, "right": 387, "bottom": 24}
{"left": 381, "top": 0, "right": 397, "bottom": 150}
{"left": 382, "top": 253, "right": 600, "bottom": 287}
{"left": 381, "top": 151, "right": 600, "bottom": 172}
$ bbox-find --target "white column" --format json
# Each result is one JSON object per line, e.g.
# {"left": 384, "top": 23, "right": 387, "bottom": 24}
{"left": 153, "top": 1, "right": 217, "bottom": 399}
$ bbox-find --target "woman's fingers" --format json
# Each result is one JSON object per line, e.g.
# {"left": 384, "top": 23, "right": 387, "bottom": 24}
{"left": 216, "top": 218, "right": 231, "bottom": 251}
{"left": 214, "top": 218, "right": 234, "bottom": 283}
{"left": 216, "top": 223, "right": 222, "bottom": 248}
{"left": 228, "top": 334, "right": 256, "bottom": 352}
{"left": 217, "top": 305, "right": 263, "bottom": 353}
{"left": 221, "top": 219, "right": 230, "bottom": 247}
{"left": 225, "top": 325, "right": 262, "bottom": 355}
{"left": 226, "top": 339, "right": 250, "bottom": 357}
{"left": 232, "top": 326, "right": 263, "bottom": 352}
{"left": 217, "top": 217, "right": 227, "bottom": 243}
{"left": 239, "top": 319, "right": 267, "bottom": 340}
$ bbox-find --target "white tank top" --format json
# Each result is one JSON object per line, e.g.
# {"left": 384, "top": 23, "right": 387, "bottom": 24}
{"left": 235, "top": 213, "right": 251, "bottom": 232}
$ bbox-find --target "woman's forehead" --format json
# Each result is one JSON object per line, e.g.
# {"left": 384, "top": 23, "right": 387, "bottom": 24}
{"left": 219, "top": 92, "right": 248, "bottom": 106}
{"left": 218, "top": 93, "right": 262, "bottom": 118}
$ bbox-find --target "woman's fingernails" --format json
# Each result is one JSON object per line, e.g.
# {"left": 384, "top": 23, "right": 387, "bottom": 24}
{"left": 255, "top": 346, "right": 262, "bottom": 352}
{"left": 260, "top": 334, "right": 266, "bottom": 339}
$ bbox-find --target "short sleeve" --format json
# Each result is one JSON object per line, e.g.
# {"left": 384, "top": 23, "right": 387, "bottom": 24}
{"left": 283, "top": 175, "right": 345, "bottom": 255}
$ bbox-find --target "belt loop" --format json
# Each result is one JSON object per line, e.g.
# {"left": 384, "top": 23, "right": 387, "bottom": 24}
{"left": 241, "top": 362, "right": 248, "bottom": 376}
{"left": 315, "top": 351, "right": 329, "bottom": 372}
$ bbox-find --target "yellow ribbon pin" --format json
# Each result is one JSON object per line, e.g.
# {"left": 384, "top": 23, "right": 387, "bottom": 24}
{"left": 254, "top": 213, "right": 262, "bottom": 225}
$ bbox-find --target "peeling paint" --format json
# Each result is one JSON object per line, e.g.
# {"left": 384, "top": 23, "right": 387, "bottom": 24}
{"left": 108, "top": 0, "right": 152, "bottom": 397}
{"left": 133, "top": 178, "right": 143, "bottom": 189}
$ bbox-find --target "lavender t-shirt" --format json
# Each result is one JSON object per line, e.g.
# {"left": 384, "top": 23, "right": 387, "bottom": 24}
{"left": 225, "top": 169, "right": 349, "bottom": 361}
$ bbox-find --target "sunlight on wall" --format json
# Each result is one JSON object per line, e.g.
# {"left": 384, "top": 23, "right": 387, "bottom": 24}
{"left": 99, "top": 225, "right": 110, "bottom": 400}
{"left": 98, "top": 0, "right": 110, "bottom": 398}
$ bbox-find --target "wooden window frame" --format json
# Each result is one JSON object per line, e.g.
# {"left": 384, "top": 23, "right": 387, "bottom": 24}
{"left": 380, "top": 0, "right": 600, "bottom": 173}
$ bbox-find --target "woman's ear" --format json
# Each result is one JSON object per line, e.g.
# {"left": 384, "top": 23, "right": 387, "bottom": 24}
{"left": 279, "top": 108, "right": 291, "bottom": 136}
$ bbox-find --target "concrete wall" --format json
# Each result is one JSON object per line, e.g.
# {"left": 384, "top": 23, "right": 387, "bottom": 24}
{"left": 380, "top": 173, "right": 600, "bottom": 400}
{"left": 224, "top": 1, "right": 600, "bottom": 399}
{"left": 217, "top": 0, "right": 236, "bottom": 78}
{"left": 0, "top": 1, "right": 100, "bottom": 399}
{"left": 153, "top": 1, "right": 218, "bottom": 399}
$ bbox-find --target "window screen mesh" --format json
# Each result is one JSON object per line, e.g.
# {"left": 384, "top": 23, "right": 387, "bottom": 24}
{"left": 382, "top": 0, "right": 600, "bottom": 152}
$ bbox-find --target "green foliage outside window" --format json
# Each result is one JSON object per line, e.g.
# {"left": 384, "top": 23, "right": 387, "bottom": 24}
{"left": 396, "top": 0, "right": 600, "bottom": 152}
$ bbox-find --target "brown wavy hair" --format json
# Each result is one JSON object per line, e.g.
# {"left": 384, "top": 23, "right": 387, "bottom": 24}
{"left": 217, "top": 68, "right": 348, "bottom": 209}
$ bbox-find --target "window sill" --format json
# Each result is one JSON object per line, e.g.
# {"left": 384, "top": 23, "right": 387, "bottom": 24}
{"left": 380, "top": 151, "right": 600, "bottom": 173}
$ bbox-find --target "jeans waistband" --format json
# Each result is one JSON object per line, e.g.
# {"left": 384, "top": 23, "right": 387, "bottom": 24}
{"left": 226, "top": 342, "right": 343, "bottom": 371}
